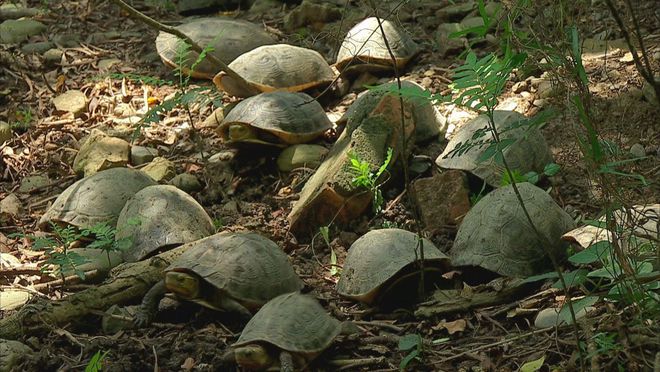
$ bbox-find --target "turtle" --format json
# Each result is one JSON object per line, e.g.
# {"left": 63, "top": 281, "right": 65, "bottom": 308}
{"left": 435, "top": 110, "right": 554, "bottom": 187}
{"left": 115, "top": 185, "right": 216, "bottom": 263}
{"left": 213, "top": 44, "right": 336, "bottom": 98}
{"left": 450, "top": 182, "right": 576, "bottom": 278}
{"left": 38, "top": 167, "right": 156, "bottom": 231}
{"left": 155, "top": 17, "right": 275, "bottom": 79}
{"left": 217, "top": 91, "right": 333, "bottom": 146}
{"left": 230, "top": 292, "right": 342, "bottom": 372}
{"left": 335, "top": 17, "right": 420, "bottom": 73}
{"left": 336, "top": 228, "right": 451, "bottom": 305}
{"left": 337, "top": 80, "right": 446, "bottom": 143}
{"left": 134, "top": 231, "right": 303, "bottom": 326}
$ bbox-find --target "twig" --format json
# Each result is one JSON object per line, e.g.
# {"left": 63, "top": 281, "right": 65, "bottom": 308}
{"left": 108, "top": 0, "right": 259, "bottom": 96}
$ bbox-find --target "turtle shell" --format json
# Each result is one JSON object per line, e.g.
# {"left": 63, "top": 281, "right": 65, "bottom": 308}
{"left": 338, "top": 81, "right": 445, "bottom": 143}
{"left": 436, "top": 110, "right": 553, "bottom": 187}
{"left": 213, "top": 44, "right": 335, "bottom": 98}
{"left": 336, "top": 228, "right": 450, "bottom": 304}
{"left": 335, "top": 17, "right": 419, "bottom": 72}
{"left": 116, "top": 185, "right": 215, "bottom": 262}
{"left": 234, "top": 292, "right": 341, "bottom": 358}
{"left": 218, "top": 91, "right": 333, "bottom": 146}
{"left": 450, "top": 182, "right": 576, "bottom": 278}
{"left": 38, "top": 168, "right": 156, "bottom": 230}
{"left": 166, "top": 232, "right": 303, "bottom": 310}
{"left": 155, "top": 17, "right": 275, "bottom": 79}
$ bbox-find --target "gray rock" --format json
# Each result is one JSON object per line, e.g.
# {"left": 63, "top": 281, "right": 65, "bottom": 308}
{"left": 284, "top": 0, "right": 341, "bottom": 30}
{"left": 0, "top": 3, "right": 40, "bottom": 20}
{"left": 0, "top": 339, "right": 34, "bottom": 372}
{"left": 73, "top": 129, "right": 131, "bottom": 177}
{"left": 141, "top": 157, "right": 176, "bottom": 182}
{"left": 0, "top": 193, "right": 22, "bottom": 220}
{"left": 0, "top": 121, "right": 11, "bottom": 143}
{"left": 170, "top": 173, "right": 203, "bottom": 193}
{"left": 52, "top": 33, "right": 80, "bottom": 48}
{"left": 0, "top": 19, "right": 47, "bottom": 44}
{"left": 20, "top": 41, "right": 54, "bottom": 54}
{"left": 435, "top": 1, "right": 475, "bottom": 21}
{"left": 87, "top": 31, "right": 121, "bottom": 44}
{"left": 98, "top": 58, "right": 122, "bottom": 71}
{"left": 18, "top": 175, "right": 49, "bottom": 193}
{"left": 277, "top": 144, "right": 328, "bottom": 172}
{"left": 629, "top": 143, "right": 646, "bottom": 158}
{"left": 130, "top": 146, "right": 158, "bottom": 166}
{"left": 641, "top": 76, "right": 659, "bottom": 104}
{"left": 412, "top": 170, "right": 471, "bottom": 231}
{"left": 43, "top": 48, "right": 63, "bottom": 64}
{"left": 436, "top": 23, "right": 465, "bottom": 56}
{"left": 53, "top": 90, "right": 87, "bottom": 115}
{"left": 534, "top": 306, "right": 595, "bottom": 328}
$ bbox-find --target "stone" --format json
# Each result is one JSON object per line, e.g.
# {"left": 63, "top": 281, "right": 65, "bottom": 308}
{"left": 97, "top": 58, "right": 122, "bottom": 71}
{"left": 18, "top": 175, "right": 49, "bottom": 193}
{"left": 0, "top": 19, "right": 46, "bottom": 44}
{"left": 54, "top": 248, "right": 124, "bottom": 277}
{"left": 141, "top": 157, "right": 176, "bottom": 182}
{"left": 52, "top": 90, "right": 87, "bottom": 116}
{"left": 20, "top": 41, "right": 54, "bottom": 54}
{"left": 435, "top": 1, "right": 475, "bottom": 21}
{"left": 0, "top": 3, "right": 40, "bottom": 20}
{"left": 534, "top": 306, "right": 594, "bottom": 328}
{"left": 0, "top": 193, "right": 22, "bottom": 218}
{"left": 459, "top": 17, "right": 485, "bottom": 32}
{"left": 277, "top": 144, "right": 329, "bottom": 172}
{"left": 51, "top": 33, "right": 80, "bottom": 48}
{"left": 87, "top": 31, "right": 121, "bottom": 43}
{"left": 436, "top": 23, "right": 465, "bottom": 57}
{"left": 0, "top": 121, "right": 11, "bottom": 143}
{"left": 43, "top": 48, "right": 63, "bottom": 64}
{"left": 641, "top": 76, "right": 659, "bottom": 104}
{"left": 629, "top": 143, "right": 646, "bottom": 158}
{"left": 284, "top": 0, "right": 341, "bottom": 30}
{"left": 536, "top": 80, "right": 555, "bottom": 99}
{"left": 130, "top": 145, "right": 158, "bottom": 166}
{"left": 412, "top": 170, "right": 471, "bottom": 231}
{"left": 73, "top": 129, "right": 131, "bottom": 177}
{"left": 0, "top": 339, "right": 34, "bottom": 371}
{"left": 170, "top": 173, "right": 203, "bottom": 193}
{"left": 102, "top": 305, "right": 139, "bottom": 334}
{"left": 176, "top": 0, "right": 231, "bottom": 15}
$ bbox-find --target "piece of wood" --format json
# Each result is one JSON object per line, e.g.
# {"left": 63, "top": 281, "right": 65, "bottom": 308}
{"left": 0, "top": 245, "right": 187, "bottom": 340}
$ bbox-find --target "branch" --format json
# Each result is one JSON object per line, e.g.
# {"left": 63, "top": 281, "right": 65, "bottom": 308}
{"left": 109, "top": 0, "right": 260, "bottom": 96}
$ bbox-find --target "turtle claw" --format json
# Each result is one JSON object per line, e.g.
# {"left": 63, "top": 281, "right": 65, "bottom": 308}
{"left": 133, "top": 310, "right": 153, "bottom": 328}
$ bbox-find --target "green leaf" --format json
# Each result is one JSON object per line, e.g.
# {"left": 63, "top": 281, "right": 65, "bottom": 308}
{"left": 522, "top": 271, "right": 559, "bottom": 283}
{"left": 524, "top": 171, "right": 539, "bottom": 184}
{"left": 399, "top": 349, "right": 420, "bottom": 371}
{"left": 329, "top": 247, "right": 338, "bottom": 276}
{"left": 558, "top": 296, "right": 598, "bottom": 324}
{"left": 85, "top": 350, "right": 109, "bottom": 372}
{"left": 568, "top": 241, "right": 611, "bottom": 264}
{"left": 552, "top": 269, "right": 588, "bottom": 289}
{"left": 543, "top": 163, "right": 561, "bottom": 176}
{"left": 398, "top": 334, "right": 422, "bottom": 351}
{"left": 520, "top": 355, "right": 545, "bottom": 372}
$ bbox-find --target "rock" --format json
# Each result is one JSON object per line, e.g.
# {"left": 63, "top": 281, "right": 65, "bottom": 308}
{"left": 176, "top": 0, "right": 240, "bottom": 15}
{"left": 249, "top": 0, "right": 280, "bottom": 14}
{"left": 629, "top": 143, "right": 646, "bottom": 158}
{"left": 52, "top": 90, "right": 87, "bottom": 116}
{"left": 18, "top": 174, "right": 49, "bottom": 193}
{"left": 0, "top": 253, "right": 20, "bottom": 269}
{"left": 277, "top": 144, "right": 329, "bottom": 172}
{"left": 0, "top": 193, "right": 22, "bottom": 218}
{"left": 200, "top": 151, "right": 236, "bottom": 202}
{"left": 0, "top": 339, "right": 34, "bottom": 371}
{"left": 412, "top": 170, "right": 471, "bottom": 231}
{"left": 20, "top": 41, "right": 54, "bottom": 54}
{"left": 141, "top": 157, "right": 176, "bottom": 182}
{"left": 102, "top": 305, "right": 139, "bottom": 334}
{"left": 52, "top": 248, "right": 124, "bottom": 278}
{"left": 51, "top": 33, "right": 80, "bottom": 48}
{"left": 534, "top": 306, "right": 595, "bottom": 328}
{"left": 641, "top": 76, "right": 659, "bottom": 104}
{"left": 435, "top": 1, "right": 475, "bottom": 21}
{"left": 459, "top": 16, "right": 485, "bottom": 32}
{"left": 169, "top": 173, "right": 203, "bottom": 193}
{"left": 43, "top": 48, "right": 63, "bottom": 64}
{"left": 536, "top": 80, "right": 555, "bottom": 99}
{"left": 0, "top": 3, "right": 40, "bottom": 20}
{"left": 0, "top": 19, "right": 46, "bottom": 44}
{"left": 284, "top": 0, "right": 341, "bottom": 30}
{"left": 436, "top": 23, "right": 465, "bottom": 56}
{"left": 73, "top": 129, "right": 131, "bottom": 177}
{"left": 288, "top": 94, "right": 416, "bottom": 236}
{"left": 97, "top": 58, "right": 122, "bottom": 71}
{"left": 87, "top": 31, "right": 121, "bottom": 43}
{"left": 0, "top": 122, "right": 11, "bottom": 143}
{"left": 130, "top": 145, "right": 158, "bottom": 166}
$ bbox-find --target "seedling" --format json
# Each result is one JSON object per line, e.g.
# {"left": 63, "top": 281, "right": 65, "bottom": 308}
{"left": 348, "top": 147, "right": 393, "bottom": 214}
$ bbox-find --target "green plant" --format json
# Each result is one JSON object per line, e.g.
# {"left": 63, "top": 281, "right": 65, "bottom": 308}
{"left": 348, "top": 147, "right": 393, "bottom": 214}
{"left": 85, "top": 350, "right": 110, "bottom": 372}
{"left": 319, "top": 225, "right": 339, "bottom": 277}
{"left": 11, "top": 108, "right": 33, "bottom": 131}
{"left": 398, "top": 333, "right": 423, "bottom": 370}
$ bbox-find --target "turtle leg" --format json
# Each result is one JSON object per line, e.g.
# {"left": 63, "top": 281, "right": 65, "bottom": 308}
{"left": 279, "top": 351, "right": 295, "bottom": 372}
{"left": 217, "top": 297, "right": 252, "bottom": 320}
{"left": 134, "top": 280, "right": 166, "bottom": 327}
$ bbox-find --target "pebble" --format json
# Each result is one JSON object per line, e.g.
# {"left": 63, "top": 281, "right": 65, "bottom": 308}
{"left": 43, "top": 48, "right": 63, "bottom": 64}
{"left": 130, "top": 145, "right": 158, "bottom": 166}
{"left": 20, "top": 41, "right": 54, "bottom": 54}
{"left": 18, "top": 175, "right": 49, "bottom": 193}
{"left": 169, "top": 173, "right": 203, "bottom": 193}
{"left": 629, "top": 143, "right": 646, "bottom": 158}
{"left": 141, "top": 157, "right": 176, "bottom": 182}
{"left": 52, "top": 89, "right": 87, "bottom": 115}
{"left": 0, "top": 121, "right": 11, "bottom": 143}
{"left": 0, "top": 19, "right": 46, "bottom": 44}
{"left": 0, "top": 3, "right": 40, "bottom": 20}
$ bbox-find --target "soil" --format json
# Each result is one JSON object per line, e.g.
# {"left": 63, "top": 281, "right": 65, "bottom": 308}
{"left": 1, "top": 1, "right": 658, "bottom": 371}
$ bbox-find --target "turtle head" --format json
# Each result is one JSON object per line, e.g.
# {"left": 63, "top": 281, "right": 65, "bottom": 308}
{"left": 227, "top": 124, "right": 257, "bottom": 142}
{"left": 165, "top": 271, "right": 200, "bottom": 300}
{"left": 234, "top": 344, "right": 275, "bottom": 370}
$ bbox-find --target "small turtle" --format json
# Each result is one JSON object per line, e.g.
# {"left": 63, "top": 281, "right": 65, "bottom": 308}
{"left": 38, "top": 167, "right": 156, "bottom": 230}
{"left": 217, "top": 91, "right": 333, "bottom": 146}
{"left": 155, "top": 17, "right": 275, "bottom": 79}
{"left": 115, "top": 185, "right": 215, "bottom": 263}
{"left": 436, "top": 110, "right": 553, "bottom": 187}
{"left": 230, "top": 292, "right": 342, "bottom": 372}
{"left": 135, "top": 231, "right": 303, "bottom": 326}
{"left": 335, "top": 17, "right": 419, "bottom": 73}
{"left": 336, "top": 228, "right": 451, "bottom": 305}
{"left": 213, "top": 44, "right": 336, "bottom": 98}
{"left": 451, "top": 182, "right": 576, "bottom": 278}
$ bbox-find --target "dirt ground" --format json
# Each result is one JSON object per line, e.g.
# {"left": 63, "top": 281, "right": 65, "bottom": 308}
{"left": 1, "top": 0, "right": 659, "bottom": 371}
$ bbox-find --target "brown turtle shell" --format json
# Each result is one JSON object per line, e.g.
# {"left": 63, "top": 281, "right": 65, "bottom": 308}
{"left": 335, "top": 17, "right": 419, "bottom": 72}
{"left": 234, "top": 292, "right": 341, "bottom": 359}
{"left": 336, "top": 228, "right": 450, "bottom": 304}
{"left": 213, "top": 44, "right": 335, "bottom": 98}
{"left": 38, "top": 168, "right": 156, "bottom": 230}
{"left": 218, "top": 91, "right": 333, "bottom": 146}
{"left": 155, "top": 17, "right": 275, "bottom": 79}
{"left": 166, "top": 231, "right": 303, "bottom": 310}
{"left": 116, "top": 185, "right": 215, "bottom": 263}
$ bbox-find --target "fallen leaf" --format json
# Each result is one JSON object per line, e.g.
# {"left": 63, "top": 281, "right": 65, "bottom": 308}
{"left": 520, "top": 355, "right": 545, "bottom": 372}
